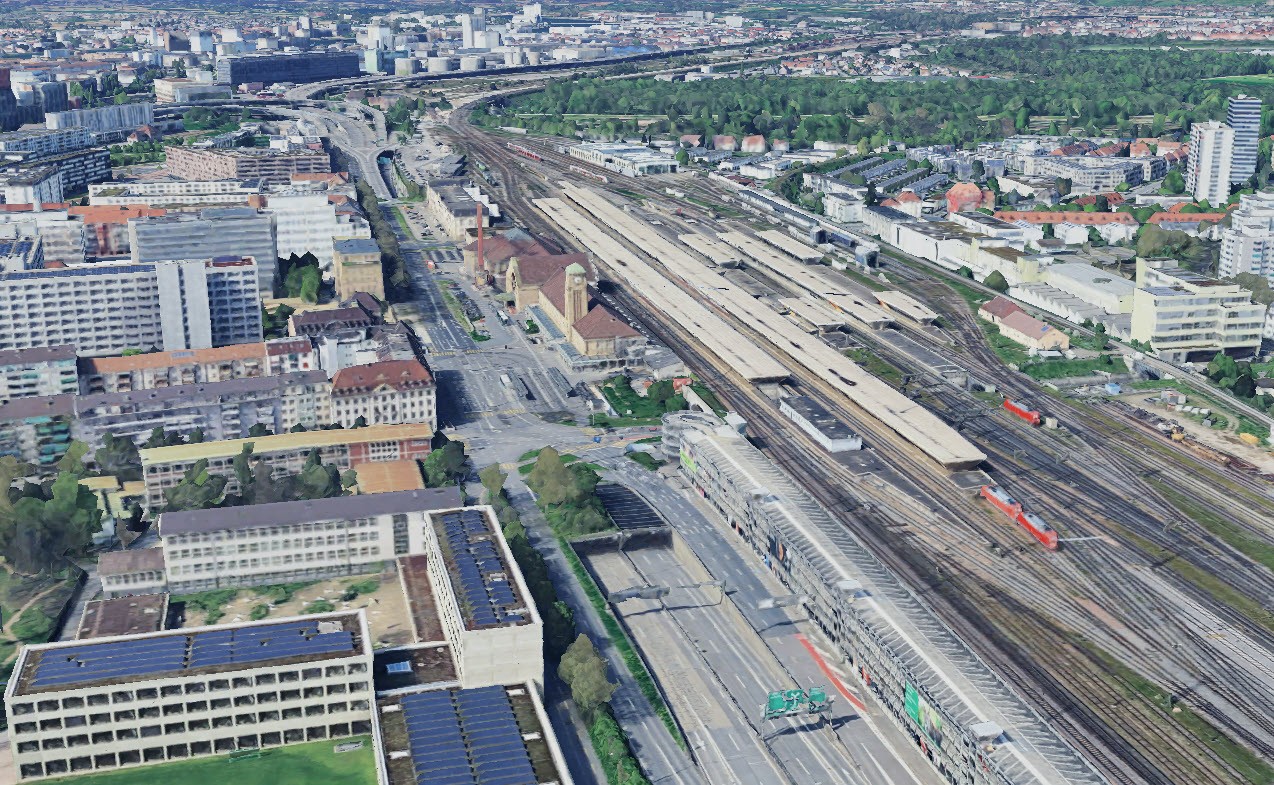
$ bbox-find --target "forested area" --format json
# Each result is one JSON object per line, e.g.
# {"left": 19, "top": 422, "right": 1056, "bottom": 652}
{"left": 477, "top": 36, "right": 1274, "bottom": 148}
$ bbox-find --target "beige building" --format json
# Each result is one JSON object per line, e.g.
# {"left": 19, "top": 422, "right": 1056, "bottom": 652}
{"left": 137, "top": 422, "right": 436, "bottom": 509}
{"left": 150, "top": 488, "right": 461, "bottom": 593}
{"left": 165, "top": 146, "right": 331, "bottom": 185}
{"left": 5, "top": 611, "right": 374, "bottom": 781}
{"left": 1130, "top": 259, "right": 1266, "bottom": 362}
{"left": 978, "top": 296, "right": 1070, "bottom": 351}
{"left": 424, "top": 178, "right": 493, "bottom": 242}
{"left": 330, "top": 359, "right": 437, "bottom": 430}
{"left": 509, "top": 259, "right": 642, "bottom": 360}
{"left": 332, "top": 238, "right": 384, "bottom": 301}
{"left": 78, "top": 338, "right": 317, "bottom": 395}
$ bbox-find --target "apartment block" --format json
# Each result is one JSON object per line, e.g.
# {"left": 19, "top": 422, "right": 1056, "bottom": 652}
{"left": 330, "top": 359, "right": 436, "bottom": 429}
{"left": 0, "top": 370, "right": 332, "bottom": 466}
{"left": 151, "top": 79, "right": 232, "bottom": 104}
{"left": 1131, "top": 258, "right": 1266, "bottom": 361}
{"left": 1219, "top": 191, "right": 1274, "bottom": 283}
{"left": 130, "top": 208, "right": 278, "bottom": 294}
{"left": 0, "top": 165, "right": 62, "bottom": 205}
{"left": 79, "top": 338, "right": 316, "bottom": 395}
{"left": 0, "top": 127, "right": 93, "bottom": 159}
{"left": 45, "top": 103, "right": 155, "bottom": 140}
{"left": 138, "top": 422, "right": 435, "bottom": 509}
{"left": 157, "top": 257, "right": 263, "bottom": 350}
{"left": 0, "top": 236, "right": 43, "bottom": 272}
{"left": 0, "top": 209, "right": 84, "bottom": 265}
{"left": 150, "top": 489, "right": 461, "bottom": 591}
{"left": 1186, "top": 121, "right": 1234, "bottom": 205}
{"left": 266, "top": 192, "right": 369, "bottom": 271}
{"left": 0, "top": 394, "right": 72, "bottom": 468}
{"left": 1227, "top": 95, "right": 1261, "bottom": 185}
{"left": 332, "top": 238, "right": 384, "bottom": 301}
{"left": 0, "top": 346, "right": 78, "bottom": 402}
{"left": 165, "top": 146, "right": 331, "bottom": 185}
{"left": 89, "top": 179, "right": 266, "bottom": 206}
{"left": 5, "top": 611, "right": 374, "bottom": 781}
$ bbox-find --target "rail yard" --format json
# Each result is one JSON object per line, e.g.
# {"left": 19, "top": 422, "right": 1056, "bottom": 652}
{"left": 444, "top": 103, "right": 1274, "bottom": 785}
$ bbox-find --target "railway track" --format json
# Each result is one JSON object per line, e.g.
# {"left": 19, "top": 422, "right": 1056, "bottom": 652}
{"left": 428, "top": 115, "right": 1274, "bottom": 785}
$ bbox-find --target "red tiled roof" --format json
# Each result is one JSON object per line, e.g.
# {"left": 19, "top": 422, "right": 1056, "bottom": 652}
{"left": 994, "top": 211, "right": 1137, "bottom": 226}
{"left": 1000, "top": 310, "right": 1052, "bottom": 338}
{"left": 69, "top": 205, "right": 167, "bottom": 224}
{"left": 979, "top": 296, "right": 1023, "bottom": 321}
{"left": 83, "top": 343, "right": 267, "bottom": 374}
{"left": 331, "top": 359, "right": 433, "bottom": 394}
{"left": 514, "top": 253, "right": 590, "bottom": 288}
{"left": 1147, "top": 212, "right": 1227, "bottom": 225}
{"left": 573, "top": 305, "right": 639, "bottom": 340}
{"left": 541, "top": 267, "right": 569, "bottom": 316}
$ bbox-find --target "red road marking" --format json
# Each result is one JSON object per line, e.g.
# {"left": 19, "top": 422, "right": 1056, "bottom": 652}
{"left": 797, "top": 633, "right": 867, "bottom": 713}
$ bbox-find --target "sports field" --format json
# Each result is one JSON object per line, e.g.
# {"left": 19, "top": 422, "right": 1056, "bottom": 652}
{"left": 42, "top": 736, "right": 377, "bottom": 785}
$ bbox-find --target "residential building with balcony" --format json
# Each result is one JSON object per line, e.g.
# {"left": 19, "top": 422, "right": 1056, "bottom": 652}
{"left": 1130, "top": 258, "right": 1266, "bottom": 362}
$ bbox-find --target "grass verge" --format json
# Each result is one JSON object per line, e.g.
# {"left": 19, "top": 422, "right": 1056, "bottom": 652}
{"left": 846, "top": 347, "right": 903, "bottom": 387}
{"left": 626, "top": 452, "right": 664, "bottom": 471}
{"left": 1144, "top": 478, "right": 1274, "bottom": 574}
{"left": 560, "top": 540, "right": 685, "bottom": 749}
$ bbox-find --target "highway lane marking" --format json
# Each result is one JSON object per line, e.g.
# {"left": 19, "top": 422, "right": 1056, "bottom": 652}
{"left": 796, "top": 633, "right": 868, "bottom": 713}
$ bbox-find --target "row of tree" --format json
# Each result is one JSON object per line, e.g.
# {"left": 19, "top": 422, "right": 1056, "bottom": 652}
{"left": 355, "top": 180, "right": 410, "bottom": 301}
{"left": 1206, "top": 353, "right": 1274, "bottom": 411}
{"left": 525, "top": 447, "right": 612, "bottom": 537}
{"left": 274, "top": 252, "right": 323, "bottom": 304}
{"left": 0, "top": 452, "right": 102, "bottom": 575}
{"left": 161, "top": 445, "right": 356, "bottom": 512}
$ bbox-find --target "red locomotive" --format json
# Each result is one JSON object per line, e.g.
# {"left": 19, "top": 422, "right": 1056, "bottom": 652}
{"left": 1002, "top": 399, "right": 1042, "bottom": 426}
{"left": 980, "top": 486, "right": 1059, "bottom": 550}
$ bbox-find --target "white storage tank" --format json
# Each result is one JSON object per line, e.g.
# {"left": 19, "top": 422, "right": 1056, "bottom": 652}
{"left": 427, "top": 56, "right": 455, "bottom": 73}
{"left": 459, "top": 55, "right": 485, "bottom": 71}
{"left": 526, "top": 50, "right": 541, "bottom": 66}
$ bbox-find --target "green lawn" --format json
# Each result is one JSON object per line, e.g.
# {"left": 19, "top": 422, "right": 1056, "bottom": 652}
{"left": 44, "top": 737, "right": 377, "bottom": 785}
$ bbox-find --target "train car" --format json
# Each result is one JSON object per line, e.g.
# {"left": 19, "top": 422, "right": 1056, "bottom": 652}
{"left": 979, "top": 485, "right": 1022, "bottom": 518}
{"left": 1002, "top": 399, "right": 1042, "bottom": 426}
{"left": 1014, "top": 511, "right": 1059, "bottom": 550}
{"left": 980, "top": 486, "right": 1057, "bottom": 550}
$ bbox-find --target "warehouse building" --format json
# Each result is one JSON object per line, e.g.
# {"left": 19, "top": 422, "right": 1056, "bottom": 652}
{"left": 5, "top": 611, "right": 375, "bottom": 781}
{"left": 568, "top": 142, "right": 678, "bottom": 177}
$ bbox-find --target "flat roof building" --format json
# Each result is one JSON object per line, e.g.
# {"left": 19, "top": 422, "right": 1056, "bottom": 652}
{"left": 333, "top": 237, "right": 384, "bottom": 302}
{"left": 138, "top": 422, "right": 435, "bottom": 509}
{"left": 1131, "top": 258, "right": 1265, "bottom": 361}
{"left": 568, "top": 142, "right": 678, "bottom": 177}
{"left": 5, "top": 611, "right": 374, "bottom": 781}
{"left": 165, "top": 146, "right": 331, "bottom": 186}
{"left": 216, "top": 51, "right": 361, "bottom": 86}
{"left": 0, "top": 345, "right": 78, "bottom": 402}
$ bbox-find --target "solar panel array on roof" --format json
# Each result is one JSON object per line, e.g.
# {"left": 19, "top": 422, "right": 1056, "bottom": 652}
{"left": 400, "top": 687, "right": 537, "bottom": 785}
{"left": 438, "top": 510, "right": 525, "bottom": 628}
{"left": 30, "top": 620, "right": 357, "bottom": 690}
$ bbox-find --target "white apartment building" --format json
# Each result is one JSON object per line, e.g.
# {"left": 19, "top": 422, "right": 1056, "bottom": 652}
{"left": 266, "top": 192, "right": 370, "bottom": 270}
{"left": 1186, "top": 121, "right": 1234, "bottom": 205}
{"left": 329, "top": 359, "right": 437, "bottom": 430}
{"left": 45, "top": 103, "right": 155, "bottom": 139}
{"left": 1226, "top": 95, "right": 1262, "bottom": 185}
{"left": 1131, "top": 258, "right": 1266, "bottom": 361}
{"left": 0, "top": 165, "right": 62, "bottom": 205}
{"left": 1219, "top": 191, "right": 1274, "bottom": 282}
{"left": 79, "top": 338, "right": 317, "bottom": 395}
{"left": 153, "top": 489, "right": 463, "bottom": 593}
{"left": 5, "top": 611, "right": 374, "bottom": 781}
{"left": 0, "top": 346, "right": 78, "bottom": 402}
{"left": 89, "top": 180, "right": 265, "bottom": 206}
{"left": 0, "top": 256, "right": 262, "bottom": 357}
{"left": 0, "top": 209, "right": 83, "bottom": 265}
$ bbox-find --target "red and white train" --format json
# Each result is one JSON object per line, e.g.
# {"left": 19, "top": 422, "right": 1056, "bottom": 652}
{"left": 506, "top": 142, "right": 542, "bottom": 162}
{"left": 980, "top": 485, "right": 1059, "bottom": 550}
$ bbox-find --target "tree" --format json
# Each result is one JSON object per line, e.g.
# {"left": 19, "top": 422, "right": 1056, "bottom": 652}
{"left": 1162, "top": 170, "right": 1186, "bottom": 195}
{"left": 422, "top": 441, "right": 467, "bottom": 487}
{"left": 1054, "top": 177, "right": 1072, "bottom": 197}
{"left": 984, "top": 270, "right": 1009, "bottom": 292}
{"left": 478, "top": 464, "right": 507, "bottom": 503}
{"left": 352, "top": 416, "right": 368, "bottom": 429}
{"left": 526, "top": 446, "right": 573, "bottom": 506}
{"left": 0, "top": 469, "right": 102, "bottom": 574}
{"left": 956, "top": 266, "right": 975, "bottom": 279}
{"left": 247, "top": 424, "right": 273, "bottom": 438}
{"left": 162, "top": 459, "right": 227, "bottom": 512}
{"left": 557, "top": 634, "right": 615, "bottom": 718}
{"left": 55, "top": 441, "right": 90, "bottom": 478}
{"left": 675, "top": 149, "right": 690, "bottom": 167}
{"left": 1232, "top": 372, "right": 1256, "bottom": 399}
{"left": 95, "top": 433, "right": 142, "bottom": 481}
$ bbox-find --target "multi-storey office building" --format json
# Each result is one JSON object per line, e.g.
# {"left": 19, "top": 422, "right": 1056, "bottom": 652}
{"left": 215, "top": 51, "right": 362, "bottom": 86}
{"left": 130, "top": 208, "right": 278, "bottom": 294}
{"left": 1226, "top": 95, "right": 1261, "bottom": 185}
{"left": 44, "top": 103, "right": 155, "bottom": 141}
{"left": 1131, "top": 258, "right": 1266, "bottom": 361}
{"left": 5, "top": 611, "right": 375, "bottom": 781}
{"left": 1186, "top": 120, "right": 1234, "bottom": 205}
{"left": 0, "top": 346, "right": 78, "bottom": 403}
{"left": 155, "top": 489, "right": 463, "bottom": 593}
{"left": 0, "top": 257, "right": 262, "bottom": 357}
{"left": 138, "top": 422, "right": 435, "bottom": 509}
{"left": 79, "top": 338, "right": 317, "bottom": 395}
